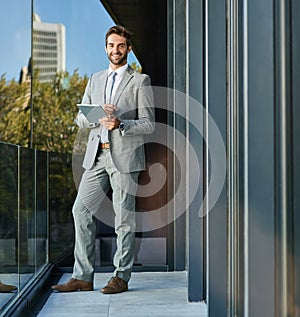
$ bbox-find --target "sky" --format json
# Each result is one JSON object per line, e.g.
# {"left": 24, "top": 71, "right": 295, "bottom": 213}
{"left": 0, "top": 0, "right": 139, "bottom": 81}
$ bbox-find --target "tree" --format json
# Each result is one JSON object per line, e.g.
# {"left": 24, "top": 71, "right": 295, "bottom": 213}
{"left": 32, "top": 70, "right": 88, "bottom": 152}
{"left": 0, "top": 75, "right": 31, "bottom": 147}
{"left": 0, "top": 70, "right": 88, "bottom": 153}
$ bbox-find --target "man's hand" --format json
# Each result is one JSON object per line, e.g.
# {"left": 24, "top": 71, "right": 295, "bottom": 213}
{"left": 103, "top": 104, "right": 118, "bottom": 116}
{"left": 99, "top": 104, "right": 120, "bottom": 130}
{"left": 99, "top": 116, "right": 120, "bottom": 130}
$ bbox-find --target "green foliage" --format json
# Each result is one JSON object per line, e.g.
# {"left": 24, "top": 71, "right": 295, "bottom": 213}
{"left": 0, "top": 70, "right": 88, "bottom": 153}
{"left": 0, "top": 75, "right": 31, "bottom": 147}
{"left": 0, "top": 144, "right": 18, "bottom": 238}
{"left": 130, "top": 62, "right": 142, "bottom": 73}
{"left": 32, "top": 70, "right": 88, "bottom": 152}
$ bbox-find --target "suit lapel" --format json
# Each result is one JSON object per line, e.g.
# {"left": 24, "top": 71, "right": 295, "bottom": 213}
{"left": 96, "top": 71, "right": 107, "bottom": 105}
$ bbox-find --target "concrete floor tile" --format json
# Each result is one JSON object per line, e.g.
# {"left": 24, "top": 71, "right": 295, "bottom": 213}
{"left": 108, "top": 304, "right": 206, "bottom": 317}
{"left": 37, "top": 272, "right": 207, "bottom": 317}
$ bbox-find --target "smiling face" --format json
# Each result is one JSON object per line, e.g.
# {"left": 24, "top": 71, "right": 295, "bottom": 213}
{"left": 105, "top": 33, "right": 132, "bottom": 69}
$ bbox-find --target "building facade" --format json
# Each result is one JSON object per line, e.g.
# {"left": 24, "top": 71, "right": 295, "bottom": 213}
{"left": 100, "top": 0, "right": 300, "bottom": 316}
{"left": 32, "top": 13, "right": 66, "bottom": 82}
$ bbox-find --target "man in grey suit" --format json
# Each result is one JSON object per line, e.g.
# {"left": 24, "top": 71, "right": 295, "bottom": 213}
{"left": 52, "top": 25, "right": 155, "bottom": 294}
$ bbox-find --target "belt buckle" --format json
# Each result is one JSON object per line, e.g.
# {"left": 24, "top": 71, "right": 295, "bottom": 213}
{"left": 101, "top": 143, "right": 110, "bottom": 149}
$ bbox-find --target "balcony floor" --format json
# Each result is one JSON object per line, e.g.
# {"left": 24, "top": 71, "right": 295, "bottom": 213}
{"left": 37, "top": 271, "right": 207, "bottom": 317}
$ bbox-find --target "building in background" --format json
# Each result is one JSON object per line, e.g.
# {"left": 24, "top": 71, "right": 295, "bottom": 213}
{"left": 32, "top": 13, "right": 65, "bottom": 82}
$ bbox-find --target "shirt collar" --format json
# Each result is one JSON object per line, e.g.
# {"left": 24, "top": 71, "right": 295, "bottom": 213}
{"left": 108, "top": 63, "right": 128, "bottom": 77}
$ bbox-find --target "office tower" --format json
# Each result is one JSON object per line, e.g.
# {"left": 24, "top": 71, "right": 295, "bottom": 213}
{"left": 32, "top": 13, "right": 66, "bottom": 82}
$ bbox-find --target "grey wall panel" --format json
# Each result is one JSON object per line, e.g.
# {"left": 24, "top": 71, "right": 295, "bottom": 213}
{"left": 188, "top": 0, "right": 205, "bottom": 301}
{"left": 206, "top": 0, "right": 227, "bottom": 314}
{"left": 247, "top": 0, "right": 275, "bottom": 316}
{"left": 174, "top": 0, "right": 187, "bottom": 272}
{"left": 292, "top": 0, "right": 300, "bottom": 313}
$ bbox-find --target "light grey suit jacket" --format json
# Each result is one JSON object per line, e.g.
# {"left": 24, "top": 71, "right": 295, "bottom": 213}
{"left": 75, "top": 66, "right": 155, "bottom": 173}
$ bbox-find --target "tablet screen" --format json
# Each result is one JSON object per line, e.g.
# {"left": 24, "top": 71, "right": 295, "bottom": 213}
{"left": 77, "top": 104, "right": 106, "bottom": 123}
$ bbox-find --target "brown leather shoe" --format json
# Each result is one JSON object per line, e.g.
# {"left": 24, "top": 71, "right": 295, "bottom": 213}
{"left": 0, "top": 282, "right": 17, "bottom": 293}
{"left": 52, "top": 278, "right": 93, "bottom": 292}
{"left": 101, "top": 277, "right": 128, "bottom": 294}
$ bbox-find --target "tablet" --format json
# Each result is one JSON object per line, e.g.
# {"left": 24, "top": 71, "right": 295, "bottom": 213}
{"left": 77, "top": 104, "right": 107, "bottom": 123}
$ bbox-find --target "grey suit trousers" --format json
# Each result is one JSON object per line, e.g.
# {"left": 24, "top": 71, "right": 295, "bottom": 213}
{"left": 72, "top": 148, "right": 139, "bottom": 283}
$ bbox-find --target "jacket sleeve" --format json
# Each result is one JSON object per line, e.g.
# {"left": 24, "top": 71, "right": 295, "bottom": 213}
{"left": 74, "top": 76, "right": 98, "bottom": 129}
{"left": 120, "top": 75, "right": 155, "bottom": 136}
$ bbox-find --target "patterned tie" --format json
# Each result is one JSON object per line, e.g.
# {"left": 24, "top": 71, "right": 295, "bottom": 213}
{"left": 106, "top": 71, "right": 117, "bottom": 104}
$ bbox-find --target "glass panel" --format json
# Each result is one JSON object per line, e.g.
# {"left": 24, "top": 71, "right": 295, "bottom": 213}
{"left": 36, "top": 150, "right": 48, "bottom": 272}
{"left": 0, "top": 0, "right": 32, "bottom": 309}
{"left": 0, "top": 1, "right": 31, "bottom": 81}
{"left": 18, "top": 147, "right": 35, "bottom": 288}
{"left": 0, "top": 142, "right": 76, "bottom": 312}
{"left": 49, "top": 152, "right": 75, "bottom": 263}
{"left": 0, "top": 143, "right": 18, "bottom": 312}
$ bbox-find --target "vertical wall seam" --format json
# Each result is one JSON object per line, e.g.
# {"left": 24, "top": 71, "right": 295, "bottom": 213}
{"left": 243, "top": 0, "right": 249, "bottom": 315}
{"left": 204, "top": 0, "right": 210, "bottom": 306}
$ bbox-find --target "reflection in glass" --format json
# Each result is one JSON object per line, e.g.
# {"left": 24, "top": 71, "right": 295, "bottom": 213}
{"left": 19, "top": 147, "right": 35, "bottom": 287}
{"left": 36, "top": 150, "right": 48, "bottom": 271}
{"left": 49, "top": 152, "right": 75, "bottom": 263}
{"left": 0, "top": 142, "right": 77, "bottom": 313}
{"left": 0, "top": 144, "right": 18, "bottom": 311}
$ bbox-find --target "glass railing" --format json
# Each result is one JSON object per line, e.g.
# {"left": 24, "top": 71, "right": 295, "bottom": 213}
{"left": 0, "top": 141, "right": 75, "bottom": 314}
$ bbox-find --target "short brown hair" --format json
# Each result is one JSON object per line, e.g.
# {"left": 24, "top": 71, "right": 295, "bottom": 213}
{"left": 105, "top": 25, "right": 133, "bottom": 47}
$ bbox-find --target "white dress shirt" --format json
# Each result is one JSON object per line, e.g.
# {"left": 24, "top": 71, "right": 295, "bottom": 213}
{"left": 107, "top": 63, "right": 128, "bottom": 104}
{"left": 100, "top": 63, "right": 128, "bottom": 143}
